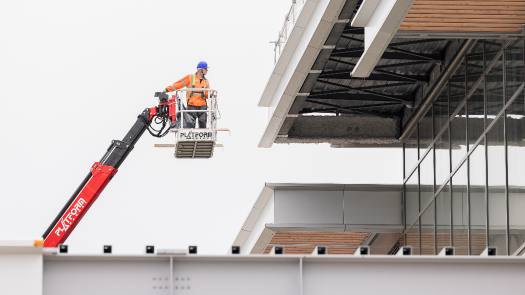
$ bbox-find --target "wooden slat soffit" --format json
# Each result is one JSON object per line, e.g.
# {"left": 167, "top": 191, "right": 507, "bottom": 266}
{"left": 263, "top": 232, "right": 370, "bottom": 255}
{"left": 400, "top": 0, "right": 525, "bottom": 33}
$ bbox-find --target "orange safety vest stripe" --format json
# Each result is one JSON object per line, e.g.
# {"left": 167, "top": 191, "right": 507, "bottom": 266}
{"left": 166, "top": 74, "right": 210, "bottom": 107}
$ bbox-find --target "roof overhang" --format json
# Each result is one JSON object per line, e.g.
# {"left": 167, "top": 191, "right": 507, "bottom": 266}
{"left": 257, "top": 0, "right": 525, "bottom": 148}
{"left": 232, "top": 183, "right": 403, "bottom": 254}
{"left": 258, "top": 0, "right": 356, "bottom": 147}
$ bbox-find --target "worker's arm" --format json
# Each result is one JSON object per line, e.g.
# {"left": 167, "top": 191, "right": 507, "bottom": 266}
{"left": 204, "top": 81, "right": 210, "bottom": 99}
{"left": 164, "top": 75, "right": 192, "bottom": 92}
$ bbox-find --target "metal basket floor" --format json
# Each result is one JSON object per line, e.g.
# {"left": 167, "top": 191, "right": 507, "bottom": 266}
{"left": 175, "top": 141, "right": 214, "bottom": 159}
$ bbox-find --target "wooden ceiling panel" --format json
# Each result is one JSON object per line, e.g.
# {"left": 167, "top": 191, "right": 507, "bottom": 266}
{"left": 270, "top": 232, "right": 370, "bottom": 245}
{"left": 262, "top": 232, "right": 370, "bottom": 255}
{"left": 400, "top": 0, "right": 525, "bottom": 33}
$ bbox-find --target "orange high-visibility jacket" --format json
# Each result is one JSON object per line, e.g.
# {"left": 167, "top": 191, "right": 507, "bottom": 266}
{"left": 166, "top": 74, "right": 210, "bottom": 107}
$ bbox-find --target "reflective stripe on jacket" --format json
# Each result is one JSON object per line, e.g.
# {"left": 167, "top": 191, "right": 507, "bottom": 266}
{"left": 166, "top": 74, "right": 210, "bottom": 106}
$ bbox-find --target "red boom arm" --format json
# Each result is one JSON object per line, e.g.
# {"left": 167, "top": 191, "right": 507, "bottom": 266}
{"left": 44, "top": 163, "right": 117, "bottom": 248}
{"left": 42, "top": 93, "right": 176, "bottom": 247}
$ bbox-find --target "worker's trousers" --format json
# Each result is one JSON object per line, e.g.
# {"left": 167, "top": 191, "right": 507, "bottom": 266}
{"left": 183, "top": 105, "right": 207, "bottom": 129}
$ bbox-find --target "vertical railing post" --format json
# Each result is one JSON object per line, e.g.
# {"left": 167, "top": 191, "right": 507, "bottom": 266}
{"left": 448, "top": 81, "right": 453, "bottom": 247}
{"left": 465, "top": 55, "right": 471, "bottom": 256}
{"left": 417, "top": 125, "right": 421, "bottom": 255}
{"left": 483, "top": 40, "right": 489, "bottom": 249}
{"left": 432, "top": 98, "right": 437, "bottom": 255}
{"left": 503, "top": 42, "right": 510, "bottom": 256}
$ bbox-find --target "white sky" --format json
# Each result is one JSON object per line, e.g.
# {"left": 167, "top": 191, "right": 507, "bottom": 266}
{"left": 0, "top": 0, "right": 401, "bottom": 254}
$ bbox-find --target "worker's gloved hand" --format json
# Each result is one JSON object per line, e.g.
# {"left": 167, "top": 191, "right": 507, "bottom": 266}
{"left": 157, "top": 92, "right": 169, "bottom": 102}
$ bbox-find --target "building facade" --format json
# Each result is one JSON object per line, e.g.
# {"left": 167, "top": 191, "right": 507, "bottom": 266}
{"left": 256, "top": 0, "right": 525, "bottom": 257}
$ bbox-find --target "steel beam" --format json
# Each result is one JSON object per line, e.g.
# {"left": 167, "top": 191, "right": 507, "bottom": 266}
{"left": 326, "top": 58, "right": 429, "bottom": 82}
{"left": 308, "top": 93, "right": 412, "bottom": 102}
{"left": 318, "top": 79, "right": 413, "bottom": 104}
{"left": 339, "top": 35, "right": 445, "bottom": 55}
{"left": 342, "top": 27, "right": 364, "bottom": 34}
{"left": 320, "top": 71, "right": 427, "bottom": 82}
{"left": 331, "top": 50, "right": 441, "bottom": 61}
{"left": 43, "top": 254, "right": 525, "bottom": 295}
{"left": 389, "top": 39, "right": 446, "bottom": 47}
{"left": 301, "top": 108, "right": 393, "bottom": 118}
{"left": 303, "top": 100, "right": 399, "bottom": 118}
{"left": 329, "top": 58, "right": 430, "bottom": 70}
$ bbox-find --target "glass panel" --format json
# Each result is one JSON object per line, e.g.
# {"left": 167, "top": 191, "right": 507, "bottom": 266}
{"left": 466, "top": 40, "right": 484, "bottom": 153}
{"left": 405, "top": 168, "right": 419, "bottom": 229}
{"left": 370, "top": 233, "right": 404, "bottom": 255}
{"left": 468, "top": 88, "right": 485, "bottom": 149}
{"left": 487, "top": 118, "right": 507, "bottom": 256}
{"left": 420, "top": 150, "right": 434, "bottom": 209}
{"left": 421, "top": 201, "right": 435, "bottom": 255}
{"left": 505, "top": 38, "right": 524, "bottom": 103}
{"left": 507, "top": 90, "right": 525, "bottom": 255}
{"left": 435, "top": 131, "right": 450, "bottom": 189}
{"left": 467, "top": 40, "right": 484, "bottom": 92}
{"left": 486, "top": 39, "right": 504, "bottom": 64}
{"left": 452, "top": 161, "right": 469, "bottom": 255}
{"left": 419, "top": 107, "right": 433, "bottom": 153}
{"left": 450, "top": 59, "right": 466, "bottom": 112}
{"left": 434, "top": 84, "right": 449, "bottom": 134}
{"left": 470, "top": 144, "right": 487, "bottom": 255}
{"left": 486, "top": 55, "right": 504, "bottom": 126}
{"left": 404, "top": 128, "right": 418, "bottom": 178}
{"left": 436, "top": 183, "right": 451, "bottom": 253}
{"left": 406, "top": 221, "right": 420, "bottom": 255}
{"left": 451, "top": 106, "right": 467, "bottom": 170}
{"left": 396, "top": 234, "right": 406, "bottom": 254}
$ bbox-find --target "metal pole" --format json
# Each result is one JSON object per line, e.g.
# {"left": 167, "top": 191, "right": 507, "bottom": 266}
{"left": 465, "top": 58, "right": 471, "bottom": 256}
{"left": 170, "top": 256, "right": 173, "bottom": 295}
{"left": 483, "top": 40, "right": 489, "bottom": 249}
{"left": 417, "top": 125, "right": 421, "bottom": 255}
{"left": 181, "top": 90, "right": 185, "bottom": 129}
{"left": 403, "top": 143, "right": 407, "bottom": 234}
{"left": 432, "top": 102, "right": 437, "bottom": 255}
{"left": 448, "top": 81, "right": 453, "bottom": 247}
{"left": 284, "top": 15, "right": 288, "bottom": 45}
{"left": 503, "top": 44, "right": 510, "bottom": 256}
{"left": 299, "top": 257, "right": 303, "bottom": 295}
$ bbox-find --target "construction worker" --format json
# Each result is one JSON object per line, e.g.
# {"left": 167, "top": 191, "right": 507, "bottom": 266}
{"left": 163, "top": 61, "right": 210, "bottom": 129}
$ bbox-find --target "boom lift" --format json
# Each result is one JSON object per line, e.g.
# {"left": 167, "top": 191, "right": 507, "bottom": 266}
{"left": 155, "top": 88, "right": 229, "bottom": 158}
{"left": 42, "top": 89, "right": 225, "bottom": 248}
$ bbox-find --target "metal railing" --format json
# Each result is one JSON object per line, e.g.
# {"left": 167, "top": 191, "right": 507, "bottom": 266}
{"left": 174, "top": 88, "right": 219, "bottom": 130}
{"left": 270, "top": 0, "right": 307, "bottom": 64}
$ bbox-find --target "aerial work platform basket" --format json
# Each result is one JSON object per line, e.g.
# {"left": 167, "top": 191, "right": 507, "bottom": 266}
{"left": 154, "top": 88, "right": 228, "bottom": 159}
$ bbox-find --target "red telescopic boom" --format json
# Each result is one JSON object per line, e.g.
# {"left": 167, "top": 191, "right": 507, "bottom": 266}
{"left": 42, "top": 93, "right": 176, "bottom": 247}
{"left": 43, "top": 163, "right": 117, "bottom": 247}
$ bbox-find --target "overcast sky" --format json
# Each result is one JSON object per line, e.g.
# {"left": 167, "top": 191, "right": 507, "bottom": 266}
{"left": 0, "top": 0, "right": 401, "bottom": 254}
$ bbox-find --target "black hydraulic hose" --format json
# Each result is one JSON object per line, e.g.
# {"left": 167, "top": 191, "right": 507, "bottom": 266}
{"left": 42, "top": 172, "right": 93, "bottom": 239}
